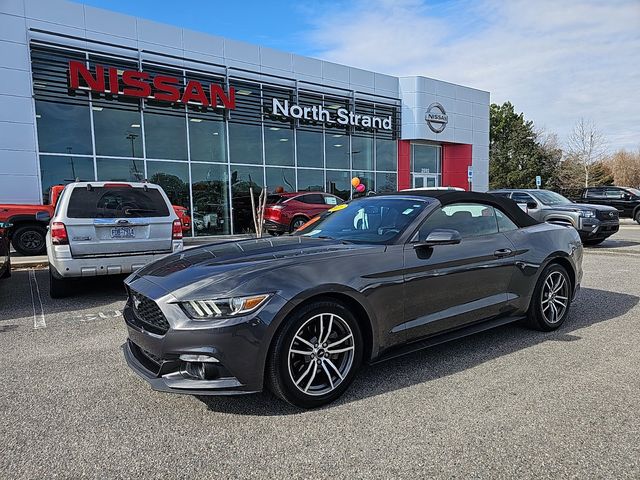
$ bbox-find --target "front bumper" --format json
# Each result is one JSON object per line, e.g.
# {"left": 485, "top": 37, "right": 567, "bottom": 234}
{"left": 578, "top": 219, "right": 619, "bottom": 240}
{"left": 121, "top": 280, "right": 288, "bottom": 396}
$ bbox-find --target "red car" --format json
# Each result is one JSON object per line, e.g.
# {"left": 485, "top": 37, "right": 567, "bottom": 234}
{"left": 263, "top": 192, "right": 343, "bottom": 234}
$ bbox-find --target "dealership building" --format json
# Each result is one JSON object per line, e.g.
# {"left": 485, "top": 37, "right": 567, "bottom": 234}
{"left": 0, "top": 0, "right": 490, "bottom": 236}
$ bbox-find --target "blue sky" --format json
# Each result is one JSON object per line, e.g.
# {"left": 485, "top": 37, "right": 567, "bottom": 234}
{"left": 75, "top": 0, "right": 640, "bottom": 152}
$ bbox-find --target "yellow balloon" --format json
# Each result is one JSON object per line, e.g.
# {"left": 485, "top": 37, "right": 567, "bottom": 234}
{"left": 351, "top": 177, "right": 360, "bottom": 187}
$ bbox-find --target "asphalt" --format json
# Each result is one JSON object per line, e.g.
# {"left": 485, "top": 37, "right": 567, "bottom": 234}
{"left": 1, "top": 223, "right": 639, "bottom": 478}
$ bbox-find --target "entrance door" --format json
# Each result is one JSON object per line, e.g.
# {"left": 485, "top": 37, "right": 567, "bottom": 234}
{"left": 413, "top": 174, "right": 438, "bottom": 189}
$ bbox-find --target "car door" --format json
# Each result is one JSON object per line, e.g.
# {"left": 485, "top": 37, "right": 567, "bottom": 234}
{"left": 605, "top": 187, "right": 631, "bottom": 216}
{"left": 401, "top": 203, "right": 518, "bottom": 341}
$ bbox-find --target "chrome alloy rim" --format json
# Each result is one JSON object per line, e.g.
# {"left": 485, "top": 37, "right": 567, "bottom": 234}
{"left": 541, "top": 271, "right": 569, "bottom": 324}
{"left": 287, "top": 313, "right": 355, "bottom": 396}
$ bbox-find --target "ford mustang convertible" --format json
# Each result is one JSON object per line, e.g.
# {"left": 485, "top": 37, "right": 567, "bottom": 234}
{"left": 122, "top": 191, "right": 583, "bottom": 408}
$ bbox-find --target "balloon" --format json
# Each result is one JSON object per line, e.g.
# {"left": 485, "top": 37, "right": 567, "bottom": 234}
{"left": 351, "top": 177, "right": 360, "bottom": 188}
{"left": 355, "top": 183, "right": 365, "bottom": 193}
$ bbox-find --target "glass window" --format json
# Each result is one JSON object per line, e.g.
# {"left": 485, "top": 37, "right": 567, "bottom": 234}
{"left": 511, "top": 192, "right": 535, "bottom": 205}
{"left": 412, "top": 144, "right": 440, "bottom": 174}
{"left": 376, "top": 138, "right": 397, "bottom": 171}
{"left": 585, "top": 188, "right": 603, "bottom": 198}
{"left": 296, "top": 129, "right": 323, "bottom": 168}
{"left": 146, "top": 161, "right": 191, "bottom": 230}
{"left": 496, "top": 209, "right": 519, "bottom": 232}
{"left": 229, "top": 122, "right": 262, "bottom": 165}
{"left": 96, "top": 158, "right": 145, "bottom": 182}
{"left": 266, "top": 167, "right": 296, "bottom": 193}
{"left": 230, "top": 165, "right": 263, "bottom": 233}
{"left": 297, "top": 169, "right": 324, "bottom": 192}
{"left": 325, "top": 130, "right": 349, "bottom": 169}
{"left": 191, "top": 163, "right": 230, "bottom": 236}
{"left": 35, "top": 101, "right": 92, "bottom": 155}
{"left": 39, "top": 155, "right": 95, "bottom": 197}
{"left": 144, "top": 111, "right": 188, "bottom": 160}
{"left": 295, "top": 196, "right": 430, "bottom": 245}
{"left": 326, "top": 170, "right": 350, "bottom": 200}
{"left": 418, "top": 203, "right": 499, "bottom": 239}
{"left": 605, "top": 188, "right": 624, "bottom": 199}
{"left": 188, "top": 117, "right": 226, "bottom": 163}
{"left": 92, "top": 105, "right": 143, "bottom": 157}
{"left": 376, "top": 173, "right": 397, "bottom": 193}
{"left": 66, "top": 186, "right": 170, "bottom": 219}
{"left": 352, "top": 135, "right": 373, "bottom": 171}
{"left": 264, "top": 126, "right": 294, "bottom": 166}
{"left": 299, "top": 194, "right": 324, "bottom": 204}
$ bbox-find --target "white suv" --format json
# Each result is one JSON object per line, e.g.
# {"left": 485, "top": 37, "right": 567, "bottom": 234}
{"left": 40, "top": 182, "right": 183, "bottom": 298}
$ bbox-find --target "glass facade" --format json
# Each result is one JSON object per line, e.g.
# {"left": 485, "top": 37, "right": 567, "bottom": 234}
{"left": 411, "top": 143, "right": 442, "bottom": 188}
{"left": 31, "top": 44, "right": 400, "bottom": 236}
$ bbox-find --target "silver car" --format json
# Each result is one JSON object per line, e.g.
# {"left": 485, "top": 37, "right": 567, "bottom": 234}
{"left": 489, "top": 189, "right": 619, "bottom": 246}
{"left": 40, "top": 182, "right": 183, "bottom": 298}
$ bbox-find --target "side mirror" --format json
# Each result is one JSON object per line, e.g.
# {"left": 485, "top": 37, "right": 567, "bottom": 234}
{"left": 414, "top": 228, "right": 462, "bottom": 248}
{"left": 527, "top": 201, "right": 538, "bottom": 209}
{"left": 35, "top": 211, "right": 51, "bottom": 222}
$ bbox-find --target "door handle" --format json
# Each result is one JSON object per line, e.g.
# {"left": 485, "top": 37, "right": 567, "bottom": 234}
{"left": 494, "top": 248, "right": 513, "bottom": 258}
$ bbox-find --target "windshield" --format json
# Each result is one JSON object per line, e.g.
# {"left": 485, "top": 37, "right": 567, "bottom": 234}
{"left": 293, "top": 196, "right": 431, "bottom": 244}
{"left": 533, "top": 190, "right": 572, "bottom": 206}
{"left": 626, "top": 188, "right": 640, "bottom": 197}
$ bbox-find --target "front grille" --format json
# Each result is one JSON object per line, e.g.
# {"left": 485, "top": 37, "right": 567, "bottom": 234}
{"left": 597, "top": 210, "right": 619, "bottom": 221}
{"left": 129, "top": 290, "right": 170, "bottom": 335}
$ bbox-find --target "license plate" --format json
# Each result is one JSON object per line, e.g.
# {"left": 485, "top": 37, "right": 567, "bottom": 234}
{"left": 111, "top": 227, "right": 135, "bottom": 239}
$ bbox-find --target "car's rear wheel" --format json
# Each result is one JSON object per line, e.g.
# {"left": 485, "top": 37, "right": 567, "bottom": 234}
{"left": 12, "top": 225, "right": 47, "bottom": 256}
{"left": 49, "top": 267, "right": 70, "bottom": 299}
{"left": 526, "top": 263, "right": 572, "bottom": 331}
{"left": 266, "top": 300, "right": 363, "bottom": 408}
{"left": 635, "top": 210, "right": 640, "bottom": 225}
{"left": 289, "top": 216, "right": 307, "bottom": 233}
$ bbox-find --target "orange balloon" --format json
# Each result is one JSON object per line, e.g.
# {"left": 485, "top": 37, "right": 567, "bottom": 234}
{"left": 351, "top": 177, "right": 360, "bottom": 188}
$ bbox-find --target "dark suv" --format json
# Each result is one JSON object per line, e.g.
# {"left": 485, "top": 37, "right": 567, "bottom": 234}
{"left": 576, "top": 186, "right": 640, "bottom": 224}
{"left": 263, "top": 192, "right": 343, "bottom": 234}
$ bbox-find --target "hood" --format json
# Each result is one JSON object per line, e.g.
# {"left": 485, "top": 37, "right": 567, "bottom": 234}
{"left": 546, "top": 203, "right": 617, "bottom": 212}
{"left": 129, "top": 235, "right": 373, "bottom": 297}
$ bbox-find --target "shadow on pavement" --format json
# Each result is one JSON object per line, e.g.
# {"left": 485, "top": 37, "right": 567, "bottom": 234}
{"left": 590, "top": 239, "right": 640, "bottom": 249}
{"left": 197, "top": 287, "right": 638, "bottom": 416}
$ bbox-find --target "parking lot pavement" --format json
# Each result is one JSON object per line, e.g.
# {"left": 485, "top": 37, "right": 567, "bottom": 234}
{"left": 1, "top": 233, "right": 639, "bottom": 478}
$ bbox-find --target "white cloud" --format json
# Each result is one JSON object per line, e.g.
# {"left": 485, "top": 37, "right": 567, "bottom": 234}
{"left": 305, "top": 0, "right": 640, "bottom": 151}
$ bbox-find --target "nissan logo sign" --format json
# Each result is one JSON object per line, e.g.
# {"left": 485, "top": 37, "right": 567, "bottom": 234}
{"left": 425, "top": 102, "right": 448, "bottom": 133}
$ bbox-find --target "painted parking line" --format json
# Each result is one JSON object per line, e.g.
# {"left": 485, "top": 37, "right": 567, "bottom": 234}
{"left": 28, "top": 268, "right": 46, "bottom": 329}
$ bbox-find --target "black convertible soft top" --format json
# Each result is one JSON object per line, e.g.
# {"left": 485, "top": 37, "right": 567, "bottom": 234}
{"left": 386, "top": 190, "right": 540, "bottom": 228}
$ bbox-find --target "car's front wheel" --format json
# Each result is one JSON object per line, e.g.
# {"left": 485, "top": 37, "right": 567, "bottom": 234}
{"left": 526, "top": 263, "right": 572, "bottom": 331}
{"left": 635, "top": 210, "right": 640, "bottom": 225}
{"left": 266, "top": 299, "right": 363, "bottom": 408}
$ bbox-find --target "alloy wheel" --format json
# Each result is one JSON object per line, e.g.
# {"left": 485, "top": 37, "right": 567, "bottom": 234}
{"left": 287, "top": 313, "right": 355, "bottom": 396}
{"left": 22, "top": 231, "right": 44, "bottom": 251}
{"left": 540, "top": 271, "right": 569, "bottom": 324}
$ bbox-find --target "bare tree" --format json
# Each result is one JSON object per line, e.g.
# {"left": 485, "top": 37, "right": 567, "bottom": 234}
{"left": 608, "top": 148, "right": 640, "bottom": 188}
{"left": 566, "top": 119, "right": 607, "bottom": 187}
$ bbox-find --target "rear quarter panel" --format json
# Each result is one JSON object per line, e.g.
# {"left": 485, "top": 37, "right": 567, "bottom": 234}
{"left": 503, "top": 223, "right": 582, "bottom": 312}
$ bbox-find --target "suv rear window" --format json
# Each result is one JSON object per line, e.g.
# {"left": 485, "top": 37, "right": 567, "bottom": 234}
{"left": 266, "top": 195, "right": 285, "bottom": 204}
{"left": 67, "top": 186, "right": 170, "bottom": 218}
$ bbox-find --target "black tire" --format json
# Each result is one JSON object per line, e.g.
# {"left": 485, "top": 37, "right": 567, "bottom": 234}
{"left": 526, "top": 263, "right": 572, "bottom": 331}
{"left": 12, "top": 225, "right": 47, "bottom": 256}
{"left": 289, "top": 216, "right": 307, "bottom": 233}
{"left": 635, "top": 210, "right": 640, "bottom": 225}
{"left": 583, "top": 238, "right": 605, "bottom": 246}
{"left": 49, "top": 267, "right": 70, "bottom": 299}
{"left": 266, "top": 299, "right": 363, "bottom": 409}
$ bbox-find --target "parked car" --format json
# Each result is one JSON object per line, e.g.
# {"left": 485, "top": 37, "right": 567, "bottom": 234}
{"left": 0, "top": 183, "right": 190, "bottom": 255}
{"left": 574, "top": 186, "right": 640, "bottom": 224}
{"left": 489, "top": 189, "right": 619, "bottom": 245}
{"left": 0, "top": 221, "right": 11, "bottom": 280}
{"left": 40, "top": 182, "right": 184, "bottom": 298}
{"left": 263, "top": 192, "right": 343, "bottom": 234}
{"left": 122, "top": 190, "right": 582, "bottom": 408}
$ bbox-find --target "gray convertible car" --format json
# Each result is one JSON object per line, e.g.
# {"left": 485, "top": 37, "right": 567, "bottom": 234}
{"left": 122, "top": 191, "right": 583, "bottom": 408}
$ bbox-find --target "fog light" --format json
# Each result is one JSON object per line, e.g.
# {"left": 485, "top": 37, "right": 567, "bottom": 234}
{"left": 179, "top": 354, "right": 219, "bottom": 363}
{"left": 180, "top": 361, "right": 220, "bottom": 380}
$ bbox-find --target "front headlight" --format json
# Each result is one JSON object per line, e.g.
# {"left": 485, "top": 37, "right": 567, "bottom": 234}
{"left": 579, "top": 210, "right": 596, "bottom": 218}
{"left": 181, "top": 294, "right": 271, "bottom": 320}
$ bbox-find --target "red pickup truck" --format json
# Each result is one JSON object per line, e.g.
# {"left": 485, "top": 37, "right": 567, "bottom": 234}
{"left": 0, "top": 185, "right": 191, "bottom": 256}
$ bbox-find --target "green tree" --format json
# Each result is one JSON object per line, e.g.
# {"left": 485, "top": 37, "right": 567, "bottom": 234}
{"left": 489, "top": 102, "right": 561, "bottom": 189}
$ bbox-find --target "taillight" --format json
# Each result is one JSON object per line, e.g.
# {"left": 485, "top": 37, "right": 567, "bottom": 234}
{"left": 172, "top": 219, "right": 183, "bottom": 239}
{"left": 51, "top": 222, "right": 68, "bottom": 245}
